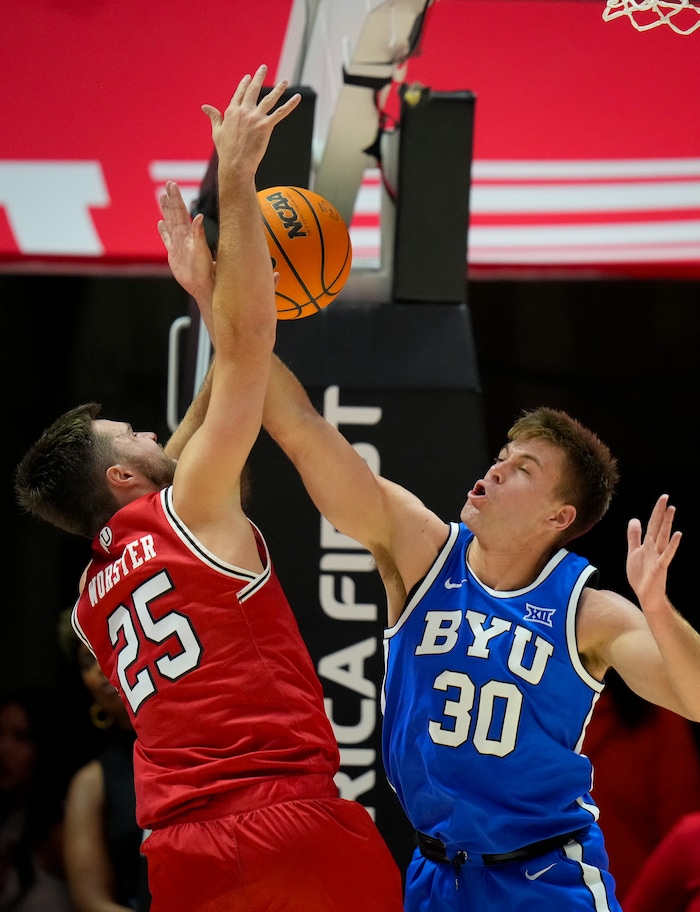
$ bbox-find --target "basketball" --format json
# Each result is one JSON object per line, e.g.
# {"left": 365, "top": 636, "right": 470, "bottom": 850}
{"left": 257, "top": 186, "right": 353, "bottom": 320}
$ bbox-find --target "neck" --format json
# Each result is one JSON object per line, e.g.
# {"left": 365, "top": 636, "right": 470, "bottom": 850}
{"left": 467, "top": 537, "right": 557, "bottom": 591}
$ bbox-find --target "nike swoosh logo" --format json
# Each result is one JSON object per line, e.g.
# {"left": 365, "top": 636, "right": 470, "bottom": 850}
{"left": 444, "top": 578, "right": 468, "bottom": 589}
{"left": 525, "top": 863, "right": 556, "bottom": 881}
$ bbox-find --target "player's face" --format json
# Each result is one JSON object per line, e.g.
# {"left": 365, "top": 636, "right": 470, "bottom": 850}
{"left": 460, "top": 438, "right": 568, "bottom": 544}
{"left": 94, "top": 418, "right": 175, "bottom": 488}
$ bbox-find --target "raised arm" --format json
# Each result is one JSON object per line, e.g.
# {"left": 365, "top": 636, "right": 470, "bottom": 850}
{"left": 263, "top": 354, "right": 447, "bottom": 623}
{"left": 170, "top": 67, "right": 300, "bottom": 541}
{"left": 157, "top": 175, "right": 388, "bottom": 541}
{"left": 626, "top": 493, "right": 682, "bottom": 610}
{"left": 623, "top": 495, "right": 700, "bottom": 719}
{"left": 158, "top": 129, "right": 446, "bottom": 610}
{"left": 263, "top": 355, "right": 388, "bottom": 548}
{"left": 158, "top": 181, "right": 215, "bottom": 339}
{"left": 582, "top": 495, "right": 700, "bottom": 721}
{"left": 158, "top": 167, "right": 215, "bottom": 462}
{"left": 163, "top": 356, "right": 213, "bottom": 461}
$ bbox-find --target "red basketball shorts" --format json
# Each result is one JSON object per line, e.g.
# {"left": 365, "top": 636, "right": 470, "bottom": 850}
{"left": 142, "top": 785, "right": 404, "bottom": 912}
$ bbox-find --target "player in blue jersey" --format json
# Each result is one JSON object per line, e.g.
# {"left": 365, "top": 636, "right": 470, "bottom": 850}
{"left": 157, "top": 185, "right": 700, "bottom": 912}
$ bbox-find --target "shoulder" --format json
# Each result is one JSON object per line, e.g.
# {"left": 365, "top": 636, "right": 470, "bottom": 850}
{"left": 579, "top": 585, "right": 643, "bottom": 624}
{"left": 377, "top": 476, "right": 447, "bottom": 537}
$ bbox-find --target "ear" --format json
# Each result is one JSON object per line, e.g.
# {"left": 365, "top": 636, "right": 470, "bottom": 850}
{"left": 105, "top": 463, "right": 135, "bottom": 489}
{"left": 550, "top": 503, "right": 576, "bottom": 533}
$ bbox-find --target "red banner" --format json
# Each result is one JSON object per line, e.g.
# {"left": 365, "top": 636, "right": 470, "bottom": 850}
{"left": 2, "top": 0, "right": 699, "bottom": 277}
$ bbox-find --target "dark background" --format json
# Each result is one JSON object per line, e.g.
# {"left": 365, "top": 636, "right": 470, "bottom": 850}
{"left": 470, "top": 277, "right": 699, "bottom": 612}
{"left": 2, "top": 271, "right": 698, "bottom": 857}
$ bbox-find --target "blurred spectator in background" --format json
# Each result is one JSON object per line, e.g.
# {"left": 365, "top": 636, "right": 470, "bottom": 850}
{"left": 623, "top": 810, "right": 700, "bottom": 912}
{"left": 584, "top": 669, "right": 700, "bottom": 902}
{"left": 58, "top": 609, "right": 150, "bottom": 912}
{"left": 0, "top": 688, "right": 73, "bottom": 911}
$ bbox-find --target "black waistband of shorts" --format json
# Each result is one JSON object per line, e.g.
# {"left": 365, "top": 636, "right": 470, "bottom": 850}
{"left": 415, "top": 827, "right": 586, "bottom": 868}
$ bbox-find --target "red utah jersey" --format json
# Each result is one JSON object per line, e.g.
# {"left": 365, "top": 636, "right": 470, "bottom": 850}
{"left": 73, "top": 487, "right": 339, "bottom": 829}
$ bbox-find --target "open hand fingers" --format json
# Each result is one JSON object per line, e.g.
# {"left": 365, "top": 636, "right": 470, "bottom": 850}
{"left": 644, "top": 495, "right": 676, "bottom": 551}
{"left": 626, "top": 516, "right": 642, "bottom": 552}
{"left": 223, "top": 65, "right": 266, "bottom": 114}
{"left": 253, "top": 67, "right": 302, "bottom": 124}
{"left": 653, "top": 503, "right": 681, "bottom": 570}
{"left": 157, "top": 182, "right": 177, "bottom": 245}
{"left": 266, "top": 88, "right": 302, "bottom": 125}
{"left": 192, "top": 211, "right": 205, "bottom": 236}
{"left": 202, "top": 65, "right": 302, "bottom": 175}
{"left": 161, "top": 181, "right": 190, "bottom": 225}
{"left": 157, "top": 182, "right": 193, "bottom": 250}
{"left": 201, "top": 103, "right": 223, "bottom": 130}
{"left": 658, "top": 530, "right": 683, "bottom": 570}
{"left": 630, "top": 494, "right": 682, "bottom": 575}
{"left": 226, "top": 64, "right": 300, "bottom": 122}
{"left": 233, "top": 70, "right": 255, "bottom": 105}
{"left": 657, "top": 503, "right": 677, "bottom": 551}
{"left": 644, "top": 493, "right": 669, "bottom": 541}
{"left": 156, "top": 218, "right": 169, "bottom": 249}
{"left": 245, "top": 64, "right": 268, "bottom": 102}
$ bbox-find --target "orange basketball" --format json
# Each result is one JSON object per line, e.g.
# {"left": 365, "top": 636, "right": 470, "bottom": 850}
{"left": 257, "top": 186, "right": 352, "bottom": 320}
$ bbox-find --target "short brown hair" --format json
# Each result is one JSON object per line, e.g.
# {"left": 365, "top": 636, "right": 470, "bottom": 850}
{"left": 14, "top": 402, "right": 120, "bottom": 539}
{"left": 508, "top": 407, "right": 619, "bottom": 543}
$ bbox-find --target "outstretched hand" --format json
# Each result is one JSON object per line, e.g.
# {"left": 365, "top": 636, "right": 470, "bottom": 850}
{"left": 159, "top": 66, "right": 296, "bottom": 336}
{"left": 157, "top": 180, "right": 281, "bottom": 342}
{"left": 157, "top": 181, "right": 215, "bottom": 314}
{"left": 202, "top": 64, "right": 301, "bottom": 181}
{"left": 626, "top": 494, "right": 682, "bottom": 611}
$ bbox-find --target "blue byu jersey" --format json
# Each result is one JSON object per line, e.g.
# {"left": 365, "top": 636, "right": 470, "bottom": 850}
{"left": 382, "top": 522, "right": 604, "bottom": 859}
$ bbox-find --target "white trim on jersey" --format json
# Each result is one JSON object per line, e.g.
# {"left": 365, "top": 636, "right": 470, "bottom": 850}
{"left": 160, "top": 487, "right": 272, "bottom": 601}
{"left": 564, "top": 838, "right": 616, "bottom": 912}
{"left": 385, "top": 522, "right": 460, "bottom": 638}
{"left": 566, "top": 566, "right": 605, "bottom": 692}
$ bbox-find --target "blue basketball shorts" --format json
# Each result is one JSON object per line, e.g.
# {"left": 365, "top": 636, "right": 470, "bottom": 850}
{"left": 405, "top": 822, "right": 622, "bottom": 912}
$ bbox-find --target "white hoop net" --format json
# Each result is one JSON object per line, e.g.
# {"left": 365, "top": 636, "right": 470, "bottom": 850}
{"left": 603, "top": 0, "right": 700, "bottom": 33}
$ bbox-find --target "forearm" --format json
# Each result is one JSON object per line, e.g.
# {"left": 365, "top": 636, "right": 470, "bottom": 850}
{"left": 164, "top": 356, "right": 215, "bottom": 460}
{"left": 263, "top": 354, "right": 388, "bottom": 550}
{"left": 212, "top": 192, "right": 276, "bottom": 354}
{"left": 644, "top": 600, "right": 700, "bottom": 721}
{"left": 194, "top": 288, "right": 215, "bottom": 343}
{"left": 212, "top": 104, "right": 277, "bottom": 356}
{"left": 263, "top": 355, "right": 316, "bottom": 445}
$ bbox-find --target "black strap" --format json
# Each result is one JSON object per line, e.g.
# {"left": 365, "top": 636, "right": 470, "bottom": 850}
{"left": 416, "top": 831, "right": 452, "bottom": 863}
{"left": 415, "top": 828, "right": 585, "bottom": 867}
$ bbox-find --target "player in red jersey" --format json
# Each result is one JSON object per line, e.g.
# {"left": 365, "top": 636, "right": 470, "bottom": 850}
{"left": 14, "top": 65, "right": 403, "bottom": 912}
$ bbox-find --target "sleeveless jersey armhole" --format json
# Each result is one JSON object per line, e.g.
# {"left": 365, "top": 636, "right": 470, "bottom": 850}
{"left": 385, "top": 522, "right": 462, "bottom": 637}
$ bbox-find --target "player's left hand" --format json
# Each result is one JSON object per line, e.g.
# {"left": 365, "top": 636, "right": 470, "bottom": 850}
{"left": 626, "top": 493, "right": 682, "bottom": 612}
{"left": 158, "top": 180, "right": 215, "bottom": 316}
